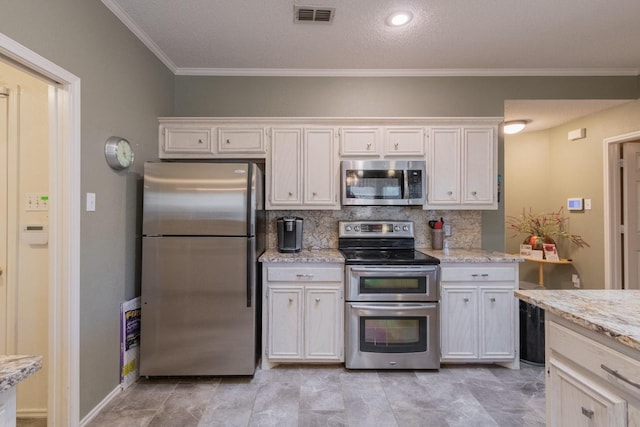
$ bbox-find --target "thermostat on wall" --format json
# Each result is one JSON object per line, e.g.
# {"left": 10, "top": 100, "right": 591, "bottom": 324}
{"left": 567, "top": 198, "right": 584, "bottom": 211}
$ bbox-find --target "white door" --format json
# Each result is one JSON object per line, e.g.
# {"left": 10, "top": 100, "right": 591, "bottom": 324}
{"left": 428, "top": 127, "right": 461, "bottom": 205}
{"left": 0, "top": 88, "right": 7, "bottom": 354}
{"left": 304, "top": 287, "right": 341, "bottom": 360}
{"left": 304, "top": 128, "right": 337, "bottom": 207}
{"left": 622, "top": 143, "right": 640, "bottom": 289}
{"left": 440, "top": 285, "right": 477, "bottom": 359}
{"left": 269, "top": 128, "right": 302, "bottom": 206}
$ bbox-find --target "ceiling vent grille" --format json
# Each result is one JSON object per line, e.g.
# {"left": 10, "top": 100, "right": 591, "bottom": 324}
{"left": 294, "top": 6, "right": 335, "bottom": 24}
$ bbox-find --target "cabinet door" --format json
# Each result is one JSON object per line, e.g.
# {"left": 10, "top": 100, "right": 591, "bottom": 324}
{"left": 304, "top": 128, "right": 338, "bottom": 207}
{"left": 548, "top": 357, "right": 627, "bottom": 427}
{"left": 479, "top": 287, "right": 515, "bottom": 359}
{"left": 384, "top": 127, "right": 425, "bottom": 156}
{"left": 440, "top": 285, "right": 478, "bottom": 359}
{"left": 305, "top": 287, "right": 343, "bottom": 360}
{"left": 462, "top": 128, "right": 495, "bottom": 206}
{"left": 428, "top": 127, "right": 461, "bottom": 205}
{"left": 270, "top": 128, "right": 302, "bottom": 206}
{"left": 218, "top": 128, "right": 266, "bottom": 154}
{"left": 162, "top": 127, "right": 214, "bottom": 156}
{"left": 267, "top": 286, "right": 303, "bottom": 360}
{"left": 340, "top": 127, "right": 381, "bottom": 156}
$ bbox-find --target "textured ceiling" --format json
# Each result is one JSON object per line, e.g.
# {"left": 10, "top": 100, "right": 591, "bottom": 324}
{"left": 103, "top": 0, "right": 640, "bottom": 76}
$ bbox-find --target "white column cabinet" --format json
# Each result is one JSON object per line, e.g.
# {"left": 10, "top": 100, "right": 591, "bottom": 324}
{"left": 440, "top": 263, "right": 519, "bottom": 368}
{"left": 262, "top": 263, "right": 344, "bottom": 369}
{"left": 267, "top": 127, "right": 339, "bottom": 209}
{"left": 426, "top": 126, "right": 497, "bottom": 210}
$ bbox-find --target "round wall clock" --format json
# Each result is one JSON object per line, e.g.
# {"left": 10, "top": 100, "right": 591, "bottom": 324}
{"left": 104, "top": 136, "right": 134, "bottom": 170}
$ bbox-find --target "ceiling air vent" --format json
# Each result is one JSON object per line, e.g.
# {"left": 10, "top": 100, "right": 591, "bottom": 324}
{"left": 294, "top": 6, "right": 335, "bottom": 24}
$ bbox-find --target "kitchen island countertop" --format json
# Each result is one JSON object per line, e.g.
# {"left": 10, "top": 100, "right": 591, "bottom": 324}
{"left": 515, "top": 289, "right": 640, "bottom": 353}
{"left": 260, "top": 248, "right": 344, "bottom": 263}
{"left": 0, "top": 355, "right": 43, "bottom": 392}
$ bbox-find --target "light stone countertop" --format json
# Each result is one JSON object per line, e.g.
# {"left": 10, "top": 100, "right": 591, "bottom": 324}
{"left": 515, "top": 289, "right": 640, "bottom": 353}
{"left": 260, "top": 247, "right": 521, "bottom": 264}
{"left": 0, "top": 355, "right": 43, "bottom": 392}
{"left": 418, "top": 248, "right": 524, "bottom": 263}
{"left": 260, "top": 248, "right": 345, "bottom": 263}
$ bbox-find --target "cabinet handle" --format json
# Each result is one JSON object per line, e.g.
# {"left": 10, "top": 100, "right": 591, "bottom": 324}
{"left": 198, "top": 139, "right": 203, "bottom": 144}
{"left": 471, "top": 191, "right": 477, "bottom": 196}
{"left": 481, "top": 274, "right": 489, "bottom": 277}
{"left": 601, "top": 364, "right": 640, "bottom": 390}
{"left": 581, "top": 407, "right": 594, "bottom": 419}
{"left": 394, "top": 143, "right": 399, "bottom": 150}
{"left": 226, "top": 139, "right": 231, "bottom": 144}
{"left": 447, "top": 191, "right": 453, "bottom": 196}
{"left": 490, "top": 297, "right": 496, "bottom": 302}
{"left": 463, "top": 298, "right": 470, "bottom": 303}
{"left": 312, "top": 192, "right": 317, "bottom": 197}
{"left": 471, "top": 274, "right": 478, "bottom": 277}
{"left": 296, "top": 273, "right": 314, "bottom": 279}
{"left": 315, "top": 298, "right": 321, "bottom": 303}
{"left": 288, "top": 192, "right": 293, "bottom": 197}
{"left": 366, "top": 143, "right": 371, "bottom": 150}
{"left": 288, "top": 298, "right": 293, "bottom": 303}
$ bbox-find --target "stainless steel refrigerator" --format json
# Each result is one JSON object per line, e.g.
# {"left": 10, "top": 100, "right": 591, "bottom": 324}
{"left": 140, "top": 161, "right": 265, "bottom": 376}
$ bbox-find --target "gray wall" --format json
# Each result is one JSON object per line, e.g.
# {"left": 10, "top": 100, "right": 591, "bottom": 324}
{"left": 0, "top": 1, "right": 173, "bottom": 418}
{"left": 174, "top": 75, "right": 639, "bottom": 251}
{"left": 506, "top": 100, "right": 640, "bottom": 289}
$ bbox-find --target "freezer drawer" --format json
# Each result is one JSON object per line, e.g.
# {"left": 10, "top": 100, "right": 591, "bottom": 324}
{"left": 140, "top": 236, "right": 258, "bottom": 375}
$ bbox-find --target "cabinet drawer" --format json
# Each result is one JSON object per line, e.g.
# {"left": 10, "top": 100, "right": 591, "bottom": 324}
{"left": 164, "top": 128, "right": 213, "bottom": 154}
{"left": 440, "top": 267, "right": 515, "bottom": 282}
{"left": 549, "top": 321, "right": 640, "bottom": 399}
{"left": 267, "top": 267, "right": 343, "bottom": 282}
{"left": 218, "top": 128, "right": 266, "bottom": 153}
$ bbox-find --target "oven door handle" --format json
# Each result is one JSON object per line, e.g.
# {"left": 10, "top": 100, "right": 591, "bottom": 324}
{"left": 349, "top": 303, "right": 437, "bottom": 311}
{"left": 348, "top": 267, "right": 437, "bottom": 274}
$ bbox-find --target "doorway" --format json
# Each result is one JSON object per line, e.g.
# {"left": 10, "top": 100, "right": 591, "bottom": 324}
{"left": 0, "top": 33, "right": 81, "bottom": 426}
{"left": 604, "top": 133, "right": 640, "bottom": 289}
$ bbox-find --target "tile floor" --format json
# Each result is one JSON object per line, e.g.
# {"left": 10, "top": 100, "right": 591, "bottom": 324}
{"left": 84, "top": 362, "right": 545, "bottom": 427}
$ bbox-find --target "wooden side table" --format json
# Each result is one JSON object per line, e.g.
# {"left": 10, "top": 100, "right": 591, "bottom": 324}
{"left": 520, "top": 256, "right": 572, "bottom": 286}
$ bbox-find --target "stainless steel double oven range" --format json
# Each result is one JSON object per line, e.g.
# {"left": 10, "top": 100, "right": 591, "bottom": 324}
{"left": 339, "top": 220, "right": 441, "bottom": 370}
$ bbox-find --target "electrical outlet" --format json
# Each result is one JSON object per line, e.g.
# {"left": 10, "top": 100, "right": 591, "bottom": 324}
{"left": 572, "top": 274, "right": 580, "bottom": 288}
{"left": 443, "top": 224, "right": 452, "bottom": 237}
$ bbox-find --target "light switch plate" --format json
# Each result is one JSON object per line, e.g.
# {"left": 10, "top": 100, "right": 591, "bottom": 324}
{"left": 86, "top": 193, "right": 96, "bottom": 212}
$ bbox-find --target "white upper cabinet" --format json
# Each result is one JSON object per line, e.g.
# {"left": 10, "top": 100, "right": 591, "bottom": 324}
{"left": 217, "top": 127, "right": 266, "bottom": 154}
{"left": 158, "top": 118, "right": 267, "bottom": 159}
{"left": 426, "top": 125, "right": 497, "bottom": 210}
{"left": 267, "top": 127, "right": 339, "bottom": 210}
{"left": 339, "top": 127, "right": 381, "bottom": 156}
{"left": 340, "top": 126, "right": 425, "bottom": 158}
{"left": 383, "top": 127, "right": 426, "bottom": 156}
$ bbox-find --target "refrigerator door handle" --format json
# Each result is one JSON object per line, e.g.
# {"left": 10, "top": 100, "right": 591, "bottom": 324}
{"left": 246, "top": 239, "right": 256, "bottom": 308}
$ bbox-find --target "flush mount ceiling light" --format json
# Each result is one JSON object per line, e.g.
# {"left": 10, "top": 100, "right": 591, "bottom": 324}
{"left": 503, "top": 120, "right": 530, "bottom": 135}
{"left": 386, "top": 11, "right": 413, "bottom": 27}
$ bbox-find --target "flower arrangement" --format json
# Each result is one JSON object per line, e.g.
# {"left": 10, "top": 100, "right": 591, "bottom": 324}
{"left": 507, "top": 207, "right": 590, "bottom": 249}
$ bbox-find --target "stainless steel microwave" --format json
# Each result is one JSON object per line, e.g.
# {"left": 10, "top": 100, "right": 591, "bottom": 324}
{"left": 341, "top": 160, "right": 426, "bottom": 206}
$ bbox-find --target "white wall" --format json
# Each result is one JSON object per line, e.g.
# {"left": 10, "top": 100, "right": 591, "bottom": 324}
{"left": 0, "top": 61, "right": 49, "bottom": 416}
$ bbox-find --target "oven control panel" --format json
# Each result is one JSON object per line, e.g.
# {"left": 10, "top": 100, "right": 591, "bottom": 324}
{"left": 339, "top": 221, "right": 414, "bottom": 238}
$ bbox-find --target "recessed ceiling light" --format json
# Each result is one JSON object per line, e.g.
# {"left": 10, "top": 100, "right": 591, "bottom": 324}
{"left": 503, "top": 120, "right": 530, "bottom": 135}
{"left": 386, "top": 11, "right": 413, "bottom": 27}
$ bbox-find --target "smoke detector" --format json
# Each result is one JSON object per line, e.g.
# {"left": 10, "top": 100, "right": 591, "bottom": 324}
{"left": 294, "top": 5, "right": 335, "bottom": 23}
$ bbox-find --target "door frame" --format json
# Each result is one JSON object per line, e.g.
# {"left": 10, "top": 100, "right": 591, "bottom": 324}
{"left": 604, "top": 130, "right": 640, "bottom": 290}
{"left": 0, "top": 33, "right": 80, "bottom": 426}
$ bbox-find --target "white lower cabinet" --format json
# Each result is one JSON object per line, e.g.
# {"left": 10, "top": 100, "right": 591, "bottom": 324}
{"left": 440, "top": 263, "right": 519, "bottom": 367}
{"left": 262, "top": 263, "right": 344, "bottom": 369}
{"left": 546, "top": 317, "right": 640, "bottom": 426}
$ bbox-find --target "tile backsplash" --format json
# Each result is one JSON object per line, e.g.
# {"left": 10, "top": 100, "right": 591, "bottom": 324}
{"left": 266, "top": 207, "right": 481, "bottom": 250}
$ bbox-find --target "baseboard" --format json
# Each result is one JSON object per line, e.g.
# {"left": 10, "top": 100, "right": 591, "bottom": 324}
{"left": 79, "top": 385, "right": 122, "bottom": 427}
{"left": 16, "top": 409, "right": 47, "bottom": 419}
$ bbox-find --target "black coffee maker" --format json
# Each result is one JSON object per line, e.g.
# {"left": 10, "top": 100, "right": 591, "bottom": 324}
{"left": 277, "top": 216, "right": 303, "bottom": 253}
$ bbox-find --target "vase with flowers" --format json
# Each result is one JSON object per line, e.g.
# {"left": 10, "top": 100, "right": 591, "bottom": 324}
{"left": 507, "top": 207, "right": 590, "bottom": 255}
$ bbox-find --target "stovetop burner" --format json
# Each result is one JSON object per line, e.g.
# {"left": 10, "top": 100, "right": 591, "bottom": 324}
{"left": 338, "top": 220, "right": 440, "bottom": 266}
